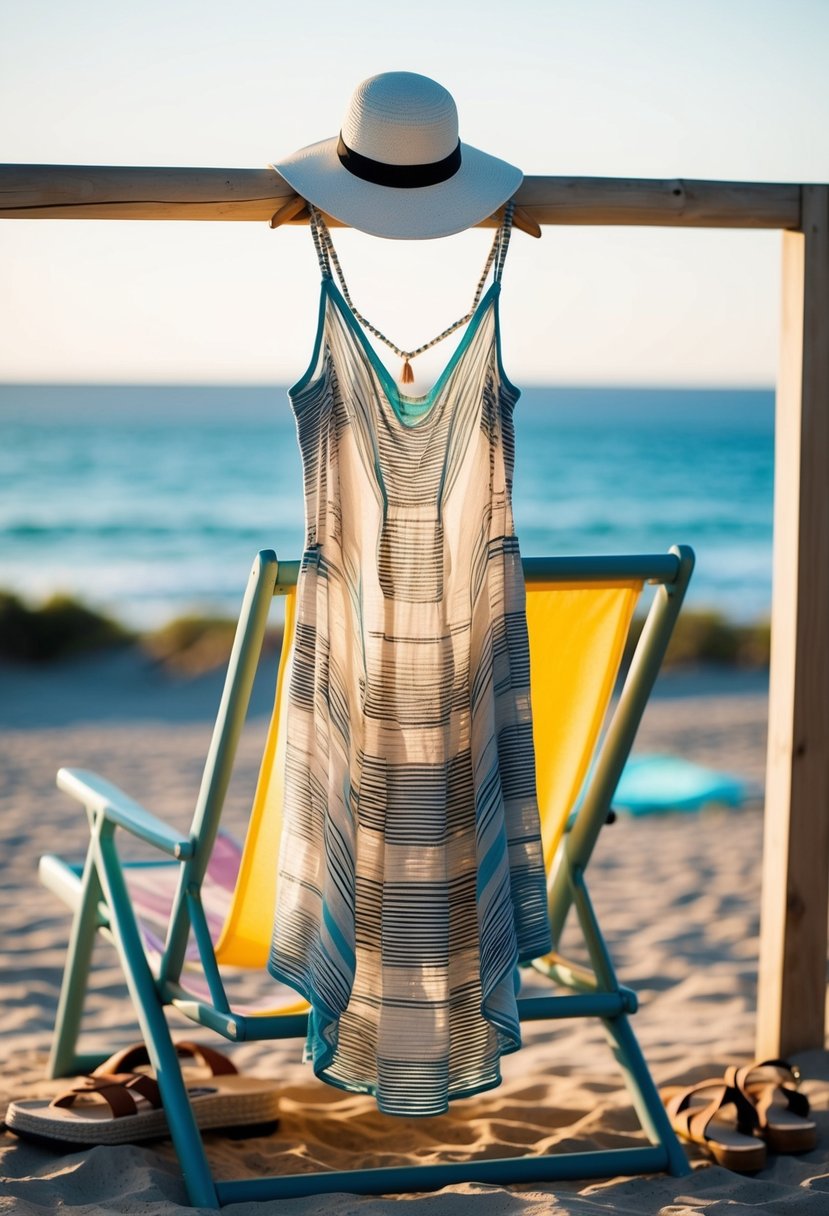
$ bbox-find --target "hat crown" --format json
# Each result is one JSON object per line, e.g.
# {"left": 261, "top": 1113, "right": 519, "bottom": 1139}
{"left": 341, "top": 72, "right": 459, "bottom": 168}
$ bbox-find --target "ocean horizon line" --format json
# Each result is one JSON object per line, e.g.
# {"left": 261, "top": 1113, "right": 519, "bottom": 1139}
{"left": 0, "top": 379, "right": 776, "bottom": 392}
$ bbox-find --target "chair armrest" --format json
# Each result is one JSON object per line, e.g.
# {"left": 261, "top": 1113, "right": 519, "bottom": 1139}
{"left": 56, "top": 767, "right": 194, "bottom": 859}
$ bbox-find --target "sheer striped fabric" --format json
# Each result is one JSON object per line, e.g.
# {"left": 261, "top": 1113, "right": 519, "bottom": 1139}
{"left": 268, "top": 208, "right": 552, "bottom": 1116}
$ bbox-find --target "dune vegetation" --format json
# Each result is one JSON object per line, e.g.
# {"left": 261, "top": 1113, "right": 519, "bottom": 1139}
{"left": 0, "top": 588, "right": 770, "bottom": 674}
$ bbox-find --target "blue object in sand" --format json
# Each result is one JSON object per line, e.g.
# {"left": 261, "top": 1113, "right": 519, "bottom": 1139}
{"left": 613, "top": 754, "right": 749, "bottom": 816}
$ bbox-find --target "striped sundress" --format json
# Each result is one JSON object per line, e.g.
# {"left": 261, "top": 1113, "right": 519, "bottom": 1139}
{"left": 268, "top": 204, "right": 552, "bottom": 1116}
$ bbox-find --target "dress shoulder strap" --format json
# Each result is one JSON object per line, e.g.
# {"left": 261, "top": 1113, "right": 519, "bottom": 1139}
{"left": 309, "top": 206, "right": 333, "bottom": 280}
{"left": 308, "top": 201, "right": 516, "bottom": 384}
{"left": 493, "top": 199, "right": 515, "bottom": 284}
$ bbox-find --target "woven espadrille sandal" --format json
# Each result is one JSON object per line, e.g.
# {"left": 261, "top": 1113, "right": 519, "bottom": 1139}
{"left": 5, "top": 1041, "right": 279, "bottom": 1147}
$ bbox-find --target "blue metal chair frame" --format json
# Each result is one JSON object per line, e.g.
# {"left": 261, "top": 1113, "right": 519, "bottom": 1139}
{"left": 40, "top": 545, "right": 694, "bottom": 1207}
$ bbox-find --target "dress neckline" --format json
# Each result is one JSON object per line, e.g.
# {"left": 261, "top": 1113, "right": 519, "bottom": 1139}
{"left": 325, "top": 278, "right": 501, "bottom": 430}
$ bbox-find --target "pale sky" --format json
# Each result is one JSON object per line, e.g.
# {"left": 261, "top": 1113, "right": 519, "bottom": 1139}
{"left": 2, "top": 0, "right": 828, "bottom": 387}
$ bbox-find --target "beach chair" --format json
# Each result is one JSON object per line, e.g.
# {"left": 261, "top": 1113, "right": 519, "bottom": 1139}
{"left": 40, "top": 545, "right": 695, "bottom": 1207}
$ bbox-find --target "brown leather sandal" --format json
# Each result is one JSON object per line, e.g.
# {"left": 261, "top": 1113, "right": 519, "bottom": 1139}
{"left": 660, "top": 1079, "right": 767, "bottom": 1172}
{"left": 725, "top": 1059, "right": 817, "bottom": 1153}
{"left": 93, "top": 1039, "right": 238, "bottom": 1081}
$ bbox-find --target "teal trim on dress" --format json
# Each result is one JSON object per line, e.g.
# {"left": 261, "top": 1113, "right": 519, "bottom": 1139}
{"left": 492, "top": 290, "right": 522, "bottom": 404}
{"left": 289, "top": 283, "right": 330, "bottom": 399}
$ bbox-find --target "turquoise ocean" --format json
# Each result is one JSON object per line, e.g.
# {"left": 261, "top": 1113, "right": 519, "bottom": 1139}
{"left": 0, "top": 384, "right": 774, "bottom": 629}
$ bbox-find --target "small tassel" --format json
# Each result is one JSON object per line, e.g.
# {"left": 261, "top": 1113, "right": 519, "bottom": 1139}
{"left": 401, "top": 357, "right": 415, "bottom": 385}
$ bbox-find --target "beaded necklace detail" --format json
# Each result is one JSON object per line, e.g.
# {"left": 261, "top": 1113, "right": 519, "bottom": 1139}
{"left": 309, "top": 201, "right": 515, "bottom": 384}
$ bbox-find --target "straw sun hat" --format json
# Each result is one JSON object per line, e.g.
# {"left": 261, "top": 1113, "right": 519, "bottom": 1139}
{"left": 271, "top": 71, "right": 523, "bottom": 240}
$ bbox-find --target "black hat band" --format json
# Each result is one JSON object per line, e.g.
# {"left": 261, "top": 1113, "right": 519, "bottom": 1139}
{"left": 336, "top": 134, "right": 462, "bottom": 189}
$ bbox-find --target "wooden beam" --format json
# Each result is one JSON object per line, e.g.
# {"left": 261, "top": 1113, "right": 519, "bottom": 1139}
{"left": 757, "top": 184, "right": 829, "bottom": 1057}
{"left": 0, "top": 165, "right": 290, "bottom": 222}
{"left": 0, "top": 165, "right": 801, "bottom": 229}
{"left": 515, "top": 175, "right": 801, "bottom": 230}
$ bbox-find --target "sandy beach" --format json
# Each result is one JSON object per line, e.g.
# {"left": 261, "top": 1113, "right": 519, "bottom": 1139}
{"left": 2, "top": 652, "right": 828, "bottom": 1214}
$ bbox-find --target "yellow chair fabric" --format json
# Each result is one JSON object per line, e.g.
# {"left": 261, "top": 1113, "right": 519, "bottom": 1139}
{"left": 214, "top": 590, "right": 296, "bottom": 968}
{"left": 526, "top": 581, "right": 642, "bottom": 869}
{"left": 215, "top": 578, "right": 642, "bottom": 971}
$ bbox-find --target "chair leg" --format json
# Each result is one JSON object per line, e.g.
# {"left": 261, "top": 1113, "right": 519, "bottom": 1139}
{"left": 47, "top": 847, "right": 102, "bottom": 1079}
{"left": 557, "top": 868, "right": 690, "bottom": 1173}
{"left": 602, "top": 1013, "right": 691, "bottom": 1176}
{"left": 94, "top": 828, "right": 220, "bottom": 1209}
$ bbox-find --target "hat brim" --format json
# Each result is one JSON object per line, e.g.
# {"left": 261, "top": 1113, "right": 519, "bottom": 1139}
{"left": 270, "top": 137, "right": 523, "bottom": 240}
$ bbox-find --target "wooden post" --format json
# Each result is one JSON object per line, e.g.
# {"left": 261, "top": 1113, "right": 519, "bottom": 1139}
{"left": 757, "top": 185, "right": 829, "bottom": 1057}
